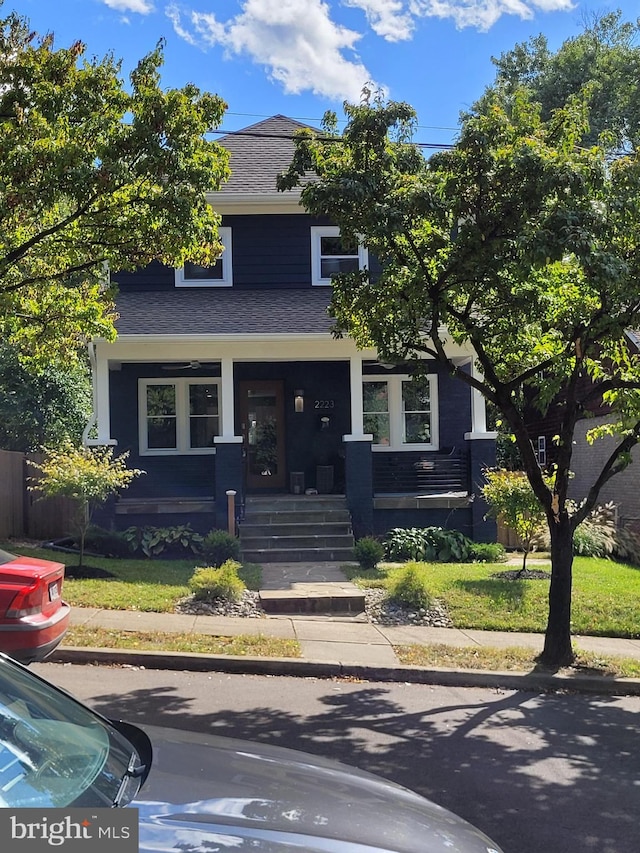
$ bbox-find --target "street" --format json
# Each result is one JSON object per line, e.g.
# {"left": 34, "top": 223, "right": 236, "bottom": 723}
{"left": 34, "top": 662, "right": 640, "bottom": 853}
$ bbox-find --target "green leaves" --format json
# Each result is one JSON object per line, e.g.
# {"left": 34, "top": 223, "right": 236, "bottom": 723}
{"left": 0, "top": 9, "right": 229, "bottom": 364}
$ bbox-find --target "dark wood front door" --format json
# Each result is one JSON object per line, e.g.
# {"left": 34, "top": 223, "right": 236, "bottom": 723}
{"left": 239, "top": 381, "right": 286, "bottom": 490}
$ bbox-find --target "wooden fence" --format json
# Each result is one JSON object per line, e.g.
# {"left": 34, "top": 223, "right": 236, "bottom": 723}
{"left": 0, "top": 450, "right": 78, "bottom": 541}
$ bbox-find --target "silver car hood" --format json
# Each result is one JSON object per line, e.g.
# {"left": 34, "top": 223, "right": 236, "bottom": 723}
{"left": 132, "top": 724, "right": 503, "bottom": 853}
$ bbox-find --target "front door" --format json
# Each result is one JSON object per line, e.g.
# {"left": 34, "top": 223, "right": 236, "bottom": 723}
{"left": 239, "top": 381, "right": 286, "bottom": 490}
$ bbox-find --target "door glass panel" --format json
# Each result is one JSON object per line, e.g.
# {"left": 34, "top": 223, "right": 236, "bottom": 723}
{"left": 247, "top": 391, "right": 279, "bottom": 478}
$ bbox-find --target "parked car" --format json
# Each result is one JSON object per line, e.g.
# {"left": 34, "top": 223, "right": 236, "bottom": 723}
{"left": 0, "top": 653, "right": 505, "bottom": 852}
{"left": 0, "top": 549, "right": 70, "bottom": 663}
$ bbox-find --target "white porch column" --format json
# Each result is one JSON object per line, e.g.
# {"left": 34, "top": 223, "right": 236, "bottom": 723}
{"left": 344, "top": 354, "right": 373, "bottom": 441}
{"left": 85, "top": 345, "right": 116, "bottom": 446}
{"left": 465, "top": 361, "right": 497, "bottom": 440}
{"left": 219, "top": 357, "right": 239, "bottom": 439}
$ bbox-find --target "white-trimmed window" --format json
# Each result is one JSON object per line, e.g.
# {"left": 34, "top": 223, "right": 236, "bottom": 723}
{"left": 311, "top": 226, "right": 368, "bottom": 286}
{"left": 363, "top": 374, "right": 438, "bottom": 450}
{"left": 175, "top": 227, "right": 233, "bottom": 287}
{"left": 537, "top": 435, "right": 547, "bottom": 467}
{"left": 139, "top": 379, "right": 220, "bottom": 455}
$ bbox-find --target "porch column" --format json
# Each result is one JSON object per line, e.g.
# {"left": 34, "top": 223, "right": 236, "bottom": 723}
{"left": 219, "top": 357, "right": 238, "bottom": 439}
{"left": 464, "top": 362, "right": 498, "bottom": 542}
{"left": 343, "top": 356, "right": 374, "bottom": 537}
{"left": 344, "top": 438, "right": 374, "bottom": 538}
{"left": 84, "top": 344, "right": 116, "bottom": 446}
{"left": 213, "top": 439, "right": 244, "bottom": 531}
{"left": 346, "top": 355, "right": 367, "bottom": 438}
{"left": 214, "top": 357, "right": 243, "bottom": 530}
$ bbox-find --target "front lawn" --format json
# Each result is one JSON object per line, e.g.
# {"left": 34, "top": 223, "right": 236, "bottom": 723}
{"left": 346, "top": 556, "right": 640, "bottom": 638}
{"left": 1, "top": 542, "right": 260, "bottom": 613}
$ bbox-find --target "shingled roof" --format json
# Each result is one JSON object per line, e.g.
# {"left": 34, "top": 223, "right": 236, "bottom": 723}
{"left": 217, "top": 115, "right": 316, "bottom": 194}
{"left": 114, "top": 288, "right": 333, "bottom": 336}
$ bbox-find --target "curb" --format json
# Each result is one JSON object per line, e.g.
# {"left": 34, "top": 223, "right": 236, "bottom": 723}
{"left": 50, "top": 646, "right": 640, "bottom": 696}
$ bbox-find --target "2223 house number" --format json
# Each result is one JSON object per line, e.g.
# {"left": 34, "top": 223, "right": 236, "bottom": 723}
{"left": 314, "top": 400, "right": 335, "bottom": 409}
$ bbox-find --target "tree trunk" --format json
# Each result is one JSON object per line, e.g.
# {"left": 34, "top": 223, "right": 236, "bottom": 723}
{"left": 539, "top": 518, "right": 574, "bottom": 668}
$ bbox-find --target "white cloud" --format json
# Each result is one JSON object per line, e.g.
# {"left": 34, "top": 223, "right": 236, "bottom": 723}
{"left": 166, "top": 0, "right": 378, "bottom": 101}
{"left": 408, "top": 0, "right": 575, "bottom": 33}
{"left": 344, "top": 0, "right": 416, "bottom": 41}
{"left": 102, "top": 0, "right": 155, "bottom": 13}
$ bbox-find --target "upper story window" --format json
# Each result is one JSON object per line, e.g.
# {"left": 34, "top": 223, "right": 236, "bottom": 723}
{"left": 363, "top": 374, "right": 438, "bottom": 451}
{"left": 175, "top": 227, "right": 233, "bottom": 287}
{"left": 139, "top": 378, "right": 220, "bottom": 455}
{"left": 311, "top": 226, "right": 368, "bottom": 286}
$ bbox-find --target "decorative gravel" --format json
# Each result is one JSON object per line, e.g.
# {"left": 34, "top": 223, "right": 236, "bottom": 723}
{"left": 176, "top": 587, "right": 453, "bottom": 627}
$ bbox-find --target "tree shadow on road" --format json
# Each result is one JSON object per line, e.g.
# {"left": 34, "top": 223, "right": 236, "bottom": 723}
{"left": 86, "top": 675, "right": 639, "bottom": 853}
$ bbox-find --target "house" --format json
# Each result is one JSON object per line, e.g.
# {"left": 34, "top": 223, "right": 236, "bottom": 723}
{"left": 86, "top": 116, "right": 497, "bottom": 556}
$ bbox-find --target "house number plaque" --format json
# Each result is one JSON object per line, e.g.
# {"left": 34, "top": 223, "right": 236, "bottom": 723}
{"left": 314, "top": 400, "right": 335, "bottom": 409}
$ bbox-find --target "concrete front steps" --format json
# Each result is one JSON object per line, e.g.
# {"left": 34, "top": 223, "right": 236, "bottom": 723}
{"left": 258, "top": 561, "right": 366, "bottom": 616}
{"left": 240, "top": 496, "right": 361, "bottom": 615}
{"left": 239, "top": 495, "right": 356, "bottom": 564}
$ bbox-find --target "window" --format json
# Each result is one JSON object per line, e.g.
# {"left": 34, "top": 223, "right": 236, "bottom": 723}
{"left": 311, "top": 226, "right": 368, "bottom": 286}
{"left": 537, "top": 435, "right": 547, "bottom": 467}
{"left": 363, "top": 374, "right": 438, "bottom": 450}
{"left": 139, "top": 379, "right": 220, "bottom": 455}
{"left": 175, "top": 227, "right": 232, "bottom": 287}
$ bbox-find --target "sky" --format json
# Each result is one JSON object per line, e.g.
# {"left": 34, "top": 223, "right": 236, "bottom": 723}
{"left": 8, "top": 0, "right": 639, "bottom": 146}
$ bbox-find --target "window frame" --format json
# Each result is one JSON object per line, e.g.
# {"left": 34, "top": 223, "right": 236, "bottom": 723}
{"left": 138, "top": 377, "right": 221, "bottom": 456}
{"left": 175, "top": 227, "right": 233, "bottom": 287}
{"left": 363, "top": 373, "right": 439, "bottom": 451}
{"left": 311, "top": 225, "right": 368, "bottom": 286}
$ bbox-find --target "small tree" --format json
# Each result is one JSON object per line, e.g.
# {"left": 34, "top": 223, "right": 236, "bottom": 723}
{"left": 481, "top": 469, "right": 548, "bottom": 574}
{"left": 30, "top": 444, "right": 144, "bottom": 567}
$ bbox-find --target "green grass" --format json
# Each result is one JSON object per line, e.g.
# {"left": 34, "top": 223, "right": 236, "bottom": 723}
{"left": 346, "top": 556, "right": 640, "bottom": 638}
{"left": 395, "top": 643, "right": 640, "bottom": 679}
{"left": 65, "top": 626, "right": 300, "bottom": 657}
{"left": 1, "top": 542, "right": 261, "bottom": 613}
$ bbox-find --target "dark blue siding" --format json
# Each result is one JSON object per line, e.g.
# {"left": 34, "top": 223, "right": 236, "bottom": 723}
{"left": 111, "top": 214, "right": 383, "bottom": 292}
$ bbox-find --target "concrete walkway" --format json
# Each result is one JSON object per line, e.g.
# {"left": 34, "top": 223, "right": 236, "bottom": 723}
{"left": 54, "top": 559, "right": 640, "bottom": 695}
{"left": 68, "top": 605, "right": 640, "bottom": 668}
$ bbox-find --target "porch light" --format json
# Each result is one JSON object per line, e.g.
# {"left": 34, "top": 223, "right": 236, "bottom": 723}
{"left": 294, "top": 389, "right": 304, "bottom": 413}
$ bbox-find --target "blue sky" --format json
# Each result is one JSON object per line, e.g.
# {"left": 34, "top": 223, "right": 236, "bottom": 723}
{"left": 9, "top": 0, "right": 638, "bottom": 145}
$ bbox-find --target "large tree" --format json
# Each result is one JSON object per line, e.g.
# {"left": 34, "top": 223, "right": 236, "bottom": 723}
{"left": 0, "top": 6, "right": 229, "bottom": 364}
{"left": 278, "top": 85, "right": 640, "bottom": 668}
{"left": 486, "top": 10, "right": 640, "bottom": 152}
{"left": 0, "top": 343, "right": 92, "bottom": 452}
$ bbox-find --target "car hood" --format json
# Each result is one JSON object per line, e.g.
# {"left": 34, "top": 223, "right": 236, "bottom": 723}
{"left": 132, "top": 724, "right": 503, "bottom": 853}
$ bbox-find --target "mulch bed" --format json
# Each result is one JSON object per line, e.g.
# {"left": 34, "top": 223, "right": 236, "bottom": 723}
{"left": 64, "top": 565, "right": 115, "bottom": 580}
{"left": 492, "top": 568, "right": 551, "bottom": 581}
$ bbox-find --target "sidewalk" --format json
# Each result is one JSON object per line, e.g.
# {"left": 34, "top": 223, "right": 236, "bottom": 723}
{"left": 59, "top": 605, "right": 640, "bottom": 696}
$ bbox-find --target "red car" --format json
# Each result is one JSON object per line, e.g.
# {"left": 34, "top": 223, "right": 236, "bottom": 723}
{"left": 0, "top": 548, "right": 70, "bottom": 663}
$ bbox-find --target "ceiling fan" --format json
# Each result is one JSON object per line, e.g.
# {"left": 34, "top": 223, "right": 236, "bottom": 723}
{"left": 161, "top": 360, "right": 216, "bottom": 371}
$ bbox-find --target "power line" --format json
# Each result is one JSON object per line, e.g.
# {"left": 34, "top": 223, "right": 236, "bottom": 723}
{"left": 226, "top": 109, "right": 459, "bottom": 133}
{"left": 209, "top": 128, "right": 455, "bottom": 150}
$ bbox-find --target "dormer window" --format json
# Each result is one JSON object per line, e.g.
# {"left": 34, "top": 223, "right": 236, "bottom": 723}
{"left": 175, "top": 227, "right": 233, "bottom": 287}
{"left": 311, "top": 226, "right": 368, "bottom": 286}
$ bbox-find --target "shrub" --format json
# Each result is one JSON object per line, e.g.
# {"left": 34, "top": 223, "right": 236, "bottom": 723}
{"left": 200, "top": 529, "right": 241, "bottom": 567}
{"left": 189, "top": 560, "right": 246, "bottom": 602}
{"left": 387, "top": 563, "right": 431, "bottom": 609}
{"left": 467, "top": 541, "right": 507, "bottom": 563}
{"left": 385, "top": 527, "right": 472, "bottom": 562}
{"left": 123, "top": 524, "right": 203, "bottom": 558}
{"left": 353, "top": 536, "right": 384, "bottom": 570}
{"left": 82, "top": 525, "right": 132, "bottom": 558}
{"left": 613, "top": 525, "right": 640, "bottom": 566}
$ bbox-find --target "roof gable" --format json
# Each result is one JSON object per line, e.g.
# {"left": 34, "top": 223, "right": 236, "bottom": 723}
{"left": 218, "top": 115, "right": 317, "bottom": 195}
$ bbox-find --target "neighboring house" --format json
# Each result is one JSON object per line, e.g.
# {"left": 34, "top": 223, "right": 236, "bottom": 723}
{"left": 524, "top": 330, "right": 640, "bottom": 528}
{"left": 86, "top": 116, "right": 497, "bottom": 544}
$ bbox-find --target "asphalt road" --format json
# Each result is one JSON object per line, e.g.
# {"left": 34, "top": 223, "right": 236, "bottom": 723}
{"left": 33, "top": 662, "right": 640, "bottom": 853}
